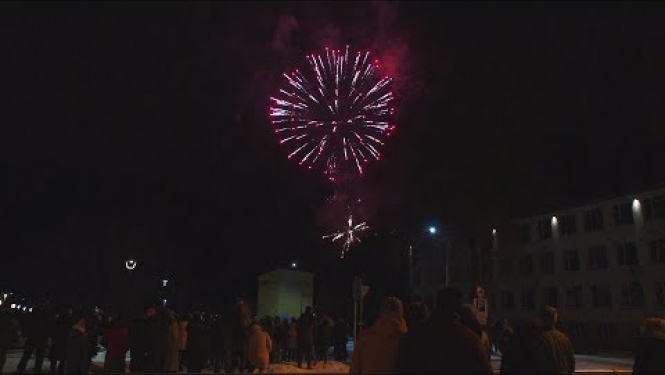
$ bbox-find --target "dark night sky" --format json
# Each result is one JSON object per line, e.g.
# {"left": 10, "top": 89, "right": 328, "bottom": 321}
{"left": 2, "top": 2, "right": 664, "bottom": 311}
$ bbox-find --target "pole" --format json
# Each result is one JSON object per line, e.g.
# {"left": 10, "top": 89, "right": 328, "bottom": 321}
{"left": 408, "top": 245, "right": 414, "bottom": 301}
{"left": 359, "top": 297, "right": 364, "bottom": 334}
{"left": 300, "top": 273, "right": 304, "bottom": 314}
{"left": 353, "top": 300, "right": 357, "bottom": 344}
{"left": 445, "top": 240, "right": 450, "bottom": 287}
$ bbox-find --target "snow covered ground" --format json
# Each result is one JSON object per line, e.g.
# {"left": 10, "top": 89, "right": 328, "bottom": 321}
{"left": 267, "top": 361, "right": 349, "bottom": 374}
{"left": 3, "top": 349, "right": 632, "bottom": 374}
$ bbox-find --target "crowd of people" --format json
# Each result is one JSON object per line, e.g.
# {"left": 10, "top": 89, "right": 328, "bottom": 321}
{"left": 0, "top": 296, "right": 350, "bottom": 374}
{"left": 1, "top": 288, "right": 665, "bottom": 374}
{"left": 350, "top": 287, "right": 661, "bottom": 374}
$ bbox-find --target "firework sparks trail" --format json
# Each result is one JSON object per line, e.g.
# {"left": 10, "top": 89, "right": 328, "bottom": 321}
{"left": 323, "top": 214, "right": 369, "bottom": 259}
{"left": 270, "top": 45, "right": 397, "bottom": 182}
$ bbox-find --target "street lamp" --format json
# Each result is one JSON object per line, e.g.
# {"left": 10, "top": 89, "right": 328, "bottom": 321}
{"left": 162, "top": 279, "right": 169, "bottom": 287}
{"left": 408, "top": 225, "right": 444, "bottom": 300}
{"left": 291, "top": 262, "right": 297, "bottom": 269}
{"left": 426, "top": 225, "right": 453, "bottom": 287}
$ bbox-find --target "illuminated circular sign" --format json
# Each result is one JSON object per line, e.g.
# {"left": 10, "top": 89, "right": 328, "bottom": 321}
{"left": 125, "top": 260, "right": 137, "bottom": 270}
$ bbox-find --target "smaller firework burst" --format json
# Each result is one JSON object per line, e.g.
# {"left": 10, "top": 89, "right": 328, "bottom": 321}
{"left": 323, "top": 214, "right": 369, "bottom": 259}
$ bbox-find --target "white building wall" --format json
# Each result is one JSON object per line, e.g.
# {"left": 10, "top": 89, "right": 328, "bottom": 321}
{"left": 492, "top": 187, "right": 665, "bottom": 351}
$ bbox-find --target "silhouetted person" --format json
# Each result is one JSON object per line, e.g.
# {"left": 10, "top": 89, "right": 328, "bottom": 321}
{"left": 247, "top": 321, "right": 272, "bottom": 373}
{"left": 350, "top": 297, "right": 407, "bottom": 374}
{"left": 533, "top": 306, "right": 575, "bottom": 374}
{"left": 17, "top": 303, "right": 50, "bottom": 374}
{"left": 633, "top": 317, "right": 665, "bottom": 374}
{"left": 230, "top": 297, "right": 252, "bottom": 372}
{"left": 297, "top": 306, "right": 316, "bottom": 369}
{"left": 397, "top": 287, "right": 492, "bottom": 374}
{"left": 129, "top": 307, "right": 158, "bottom": 373}
{"left": 102, "top": 316, "right": 129, "bottom": 374}
{"left": 64, "top": 312, "right": 90, "bottom": 374}
{"left": 500, "top": 314, "right": 543, "bottom": 374}
{"left": 186, "top": 313, "right": 207, "bottom": 373}
{"left": 332, "top": 318, "right": 348, "bottom": 362}
{"left": 49, "top": 308, "right": 72, "bottom": 374}
{"left": 286, "top": 318, "right": 298, "bottom": 362}
{"left": 0, "top": 306, "right": 19, "bottom": 374}
{"left": 316, "top": 316, "right": 333, "bottom": 366}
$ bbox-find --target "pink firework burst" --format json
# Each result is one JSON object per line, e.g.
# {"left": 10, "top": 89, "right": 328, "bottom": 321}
{"left": 269, "top": 45, "right": 397, "bottom": 181}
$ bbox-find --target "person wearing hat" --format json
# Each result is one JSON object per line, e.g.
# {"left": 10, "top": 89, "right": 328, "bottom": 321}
{"left": 350, "top": 296, "right": 407, "bottom": 374}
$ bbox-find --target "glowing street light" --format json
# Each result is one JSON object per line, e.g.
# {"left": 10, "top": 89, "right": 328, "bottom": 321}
{"left": 427, "top": 226, "right": 437, "bottom": 235}
{"left": 291, "top": 262, "right": 297, "bottom": 269}
{"left": 162, "top": 279, "right": 169, "bottom": 287}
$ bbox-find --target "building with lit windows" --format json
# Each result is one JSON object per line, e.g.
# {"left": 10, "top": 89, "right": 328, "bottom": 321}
{"left": 490, "top": 187, "right": 665, "bottom": 352}
{"left": 257, "top": 269, "right": 314, "bottom": 320}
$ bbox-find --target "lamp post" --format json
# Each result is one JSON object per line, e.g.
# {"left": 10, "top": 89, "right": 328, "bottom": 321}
{"left": 291, "top": 262, "right": 304, "bottom": 314}
{"left": 407, "top": 225, "right": 446, "bottom": 301}
{"left": 426, "top": 225, "right": 452, "bottom": 287}
{"left": 408, "top": 245, "right": 414, "bottom": 301}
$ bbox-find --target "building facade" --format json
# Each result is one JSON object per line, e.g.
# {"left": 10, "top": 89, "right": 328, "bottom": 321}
{"left": 491, "top": 188, "right": 665, "bottom": 352}
{"left": 257, "top": 269, "right": 314, "bottom": 320}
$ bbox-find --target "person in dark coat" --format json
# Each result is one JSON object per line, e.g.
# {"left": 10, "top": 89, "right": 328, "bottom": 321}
{"left": 496, "top": 318, "right": 514, "bottom": 355}
{"left": 129, "top": 307, "right": 159, "bottom": 374}
{"left": 16, "top": 303, "right": 51, "bottom": 374}
{"left": 272, "top": 317, "right": 286, "bottom": 363}
{"left": 186, "top": 313, "right": 207, "bottom": 373}
{"left": 315, "top": 316, "right": 334, "bottom": 366}
{"left": 230, "top": 297, "right": 252, "bottom": 373}
{"left": 64, "top": 312, "right": 90, "bottom": 374}
{"left": 500, "top": 315, "right": 543, "bottom": 374}
{"left": 142, "top": 308, "right": 161, "bottom": 373}
{"left": 297, "top": 306, "right": 316, "bottom": 369}
{"left": 101, "top": 316, "right": 129, "bottom": 374}
{"left": 0, "top": 306, "right": 19, "bottom": 374}
{"left": 129, "top": 311, "right": 147, "bottom": 373}
{"left": 633, "top": 317, "right": 665, "bottom": 374}
{"left": 332, "top": 318, "right": 348, "bottom": 362}
{"left": 49, "top": 308, "right": 73, "bottom": 374}
{"left": 82, "top": 309, "right": 102, "bottom": 371}
{"left": 210, "top": 315, "right": 225, "bottom": 374}
{"left": 218, "top": 314, "right": 234, "bottom": 374}
{"left": 396, "top": 302, "right": 430, "bottom": 371}
{"left": 532, "top": 306, "right": 575, "bottom": 374}
{"left": 397, "top": 288, "right": 493, "bottom": 374}
{"left": 406, "top": 302, "right": 430, "bottom": 329}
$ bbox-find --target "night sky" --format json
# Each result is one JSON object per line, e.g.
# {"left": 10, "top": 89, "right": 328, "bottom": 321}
{"left": 2, "top": 2, "right": 665, "bottom": 313}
